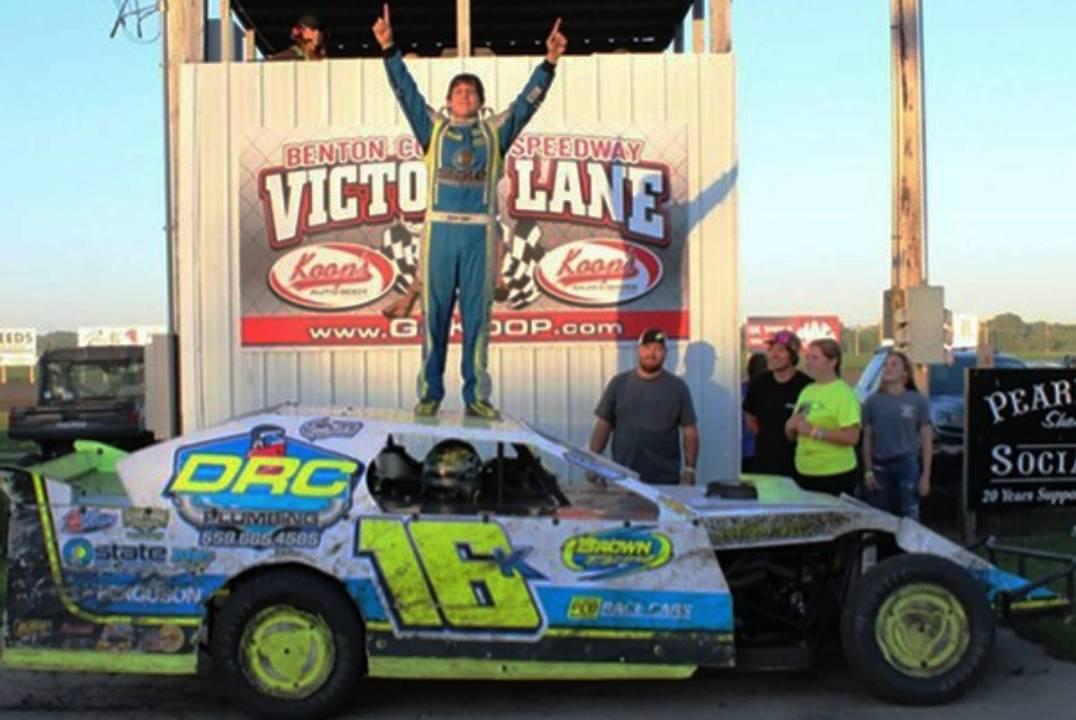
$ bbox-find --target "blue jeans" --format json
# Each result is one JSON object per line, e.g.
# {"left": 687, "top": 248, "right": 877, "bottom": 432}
{"left": 865, "top": 453, "right": 921, "bottom": 520}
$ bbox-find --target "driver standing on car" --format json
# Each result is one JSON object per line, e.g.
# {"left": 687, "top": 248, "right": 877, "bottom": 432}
{"left": 588, "top": 329, "right": 699, "bottom": 485}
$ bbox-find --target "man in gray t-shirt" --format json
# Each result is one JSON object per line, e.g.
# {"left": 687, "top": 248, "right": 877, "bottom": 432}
{"left": 588, "top": 329, "right": 699, "bottom": 485}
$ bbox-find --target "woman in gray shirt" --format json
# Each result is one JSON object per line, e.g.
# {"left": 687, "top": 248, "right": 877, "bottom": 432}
{"left": 861, "top": 351, "right": 933, "bottom": 519}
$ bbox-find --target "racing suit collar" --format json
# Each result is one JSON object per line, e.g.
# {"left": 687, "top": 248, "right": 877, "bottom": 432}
{"left": 448, "top": 114, "right": 481, "bottom": 127}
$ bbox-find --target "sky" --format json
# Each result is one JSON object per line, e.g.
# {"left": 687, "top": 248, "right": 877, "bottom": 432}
{"left": 1, "top": 1, "right": 1074, "bottom": 331}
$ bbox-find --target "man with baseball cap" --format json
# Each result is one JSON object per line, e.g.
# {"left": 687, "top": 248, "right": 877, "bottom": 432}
{"left": 268, "top": 14, "right": 327, "bottom": 61}
{"left": 742, "top": 330, "right": 812, "bottom": 477}
{"left": 589, "top": 329, "right": 699, "bottom": 485}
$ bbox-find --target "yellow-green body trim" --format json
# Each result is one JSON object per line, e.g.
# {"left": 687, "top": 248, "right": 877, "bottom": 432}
{"left": 1, "top": 647, "right": 197, "bottom": 675}
{"left": 368, "top": 656, "right": 697, "bottom": 680}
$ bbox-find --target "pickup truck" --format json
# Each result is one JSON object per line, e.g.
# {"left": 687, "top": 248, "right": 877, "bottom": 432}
{"left": 6, "top": 346, "right": 155, "bottom": 458}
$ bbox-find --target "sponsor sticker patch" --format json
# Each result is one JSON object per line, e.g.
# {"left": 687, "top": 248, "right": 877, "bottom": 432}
{"left": 561, "top": 527, "right": 673, "bottom": 580}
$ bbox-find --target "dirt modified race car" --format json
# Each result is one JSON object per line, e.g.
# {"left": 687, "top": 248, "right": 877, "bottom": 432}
{"left": 1, "top": 407, "right": 1073, "bottom": 719}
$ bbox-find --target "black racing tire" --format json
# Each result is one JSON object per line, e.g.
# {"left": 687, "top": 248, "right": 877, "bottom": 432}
{"left": 840, "top": 553, "right": 995, "bottom": 705}
{"left": 210, "top": 568, "right": 366, "bottom": 720}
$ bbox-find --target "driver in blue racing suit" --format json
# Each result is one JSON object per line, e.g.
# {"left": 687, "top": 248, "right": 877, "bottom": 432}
{"left": 373, "top": 5, "right": 567, "bottom": 419}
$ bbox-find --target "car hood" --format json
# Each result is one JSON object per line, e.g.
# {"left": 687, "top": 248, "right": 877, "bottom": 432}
{"left": 657, "top": 476, "right": 1065, "bottom": 611}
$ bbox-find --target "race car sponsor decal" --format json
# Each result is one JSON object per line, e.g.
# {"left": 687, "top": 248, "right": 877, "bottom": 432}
{"left": 122, "top": 507, "right": 170, "bottom": 540}
{"left": 543, "top": 588, "right": 732, "bottom": 632}
{"left": 13, "top": 619, "right": 53, "bottom": 642}
{"left": 299, "top": 416, "right": 364, "bottom": 442}
{"left": 61, "top": 539, "right": 167, "bottom": 569}
{"left": 64, "top": 572, "right": 226, "bottom": 616}
{"left": 61, "top": 508, "right": 118, "bottom": 534}
{"left": 356, "top": 517, "right": 545, "bottom": 633}
{"left": 562, "top": 448, "right": 626, "bottom": 481}
{"left": 58, "top": 622, "right": 97, "bottom": 637}
{"left": 96, "top": 624, "right": 135, "bottom": 651}
{"left": 163, "top": 423, "right": 362, "bottom": 549}
{"left": 139, "top": 623, "right": 187, "bottom": 653}
{"left": 560, "top": 527, "right": 673, "bottom": 581}
{"left": 170, "top": 547, "right": 217, "bottom": 568}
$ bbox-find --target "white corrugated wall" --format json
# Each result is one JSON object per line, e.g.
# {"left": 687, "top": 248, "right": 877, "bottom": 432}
{"left": 176, "top": 53, "right": 739, "bottom": 480}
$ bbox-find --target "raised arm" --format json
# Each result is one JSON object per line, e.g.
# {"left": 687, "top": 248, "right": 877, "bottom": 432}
{"left": 491, "top": 18, "right": 567, "bottom": 154}
{"left": 374, "top": 4, "right": 437, "bottom": 150}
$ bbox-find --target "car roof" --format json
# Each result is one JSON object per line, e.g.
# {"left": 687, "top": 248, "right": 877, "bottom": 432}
{"left": 262, "top": 404, "right": 596, "bottom": 460}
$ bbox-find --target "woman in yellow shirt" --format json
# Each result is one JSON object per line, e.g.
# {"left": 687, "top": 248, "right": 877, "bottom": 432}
{"left": 784, "top": 339, "right": 861, "bottom": 496}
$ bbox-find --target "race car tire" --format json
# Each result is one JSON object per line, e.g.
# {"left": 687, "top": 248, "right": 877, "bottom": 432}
{"left": 840, "top": 553, "right": 995, "bottom": 705}
{"left": 211, "top": 568, "right": 366, "bottom": 720}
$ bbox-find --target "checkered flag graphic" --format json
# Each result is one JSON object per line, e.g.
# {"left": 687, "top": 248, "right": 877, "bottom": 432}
{"left": 379, "top": 222, "right": 419, "bottom": 293}
{"left": 501, "top": 218, "right": 545, "bottom": 309}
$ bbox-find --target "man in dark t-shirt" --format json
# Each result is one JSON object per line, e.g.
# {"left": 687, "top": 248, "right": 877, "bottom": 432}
{"left": 589, "top": 329, "right": 699, "bottom": 485}
{"left": 743, "top": 330, "right": 812, "bottom": 477}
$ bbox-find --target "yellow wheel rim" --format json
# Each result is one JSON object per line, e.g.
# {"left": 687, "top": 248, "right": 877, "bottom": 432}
{"left": 875, "top": 582, "right": 970, "bottom": 678}
{"left": 239, "top": 605, "right": 335, "bottom": 699}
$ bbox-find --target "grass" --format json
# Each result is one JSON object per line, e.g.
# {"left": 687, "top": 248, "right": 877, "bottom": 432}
{"left": 987, "top": 533, "right": 1076, "bottom": 663}
{"left": 0, "top": 431, "right": 35, "bottom": 455}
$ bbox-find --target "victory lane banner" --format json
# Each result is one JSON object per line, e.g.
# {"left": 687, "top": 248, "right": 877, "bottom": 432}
{"left": 239, "top": 127, "right": 690, "bottom": 347}
{"left": 967, "top": 368, "right": 1076, "bottom": 509}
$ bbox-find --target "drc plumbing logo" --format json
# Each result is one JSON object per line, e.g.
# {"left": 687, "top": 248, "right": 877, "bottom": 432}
{"left": 163, "top": 424, "right": 363, "bottom": 549}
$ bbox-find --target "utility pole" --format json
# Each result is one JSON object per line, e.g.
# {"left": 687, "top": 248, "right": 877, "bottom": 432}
{"left": 890, "top": 0, "right": 926, "bottom": 296}
{"left": 456, "top": 0, "right": 471, "bottom": 57}
{"left": 710, "top": 0, "right": 731, "bottom": 53}
{"left": 162, "top": 0, "right": 204, "bottom": 436}
{"left": 888, "top": 0, "right": 943, "bottom": 390}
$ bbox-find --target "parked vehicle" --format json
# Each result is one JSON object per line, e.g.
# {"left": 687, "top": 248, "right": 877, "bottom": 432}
{"left": 6, "top": 346, "right": 154, "bottom": 458}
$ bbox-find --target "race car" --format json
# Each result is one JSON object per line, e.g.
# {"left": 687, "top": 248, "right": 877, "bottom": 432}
{"left": 1, "top": 406, "right": 1072, "bottom": 720}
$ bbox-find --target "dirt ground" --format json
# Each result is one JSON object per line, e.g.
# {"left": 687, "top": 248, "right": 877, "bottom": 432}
{"left": 1, "top": 629, "right": 1073, "bottom": 720}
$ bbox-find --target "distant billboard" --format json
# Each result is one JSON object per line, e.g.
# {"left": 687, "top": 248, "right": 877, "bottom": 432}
{"left": 0, "top": 328, "right": 36, "bottom": 366}
{"left": 743, "top": 315, "right": 841, "bottom": 352}
{"left": 78, "top": 326, "right": 166, "bottom": 348}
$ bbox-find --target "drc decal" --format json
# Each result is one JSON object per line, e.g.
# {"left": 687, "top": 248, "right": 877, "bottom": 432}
{"left": 164, "top": 424, "right": 362, "bottom": 549}
{"left": 561, "top": 527, "right": 673, "bottom": 581}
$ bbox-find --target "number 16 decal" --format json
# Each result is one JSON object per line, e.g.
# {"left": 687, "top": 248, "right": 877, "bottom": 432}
{"left": 357, "top": 518, "right": 544, "bottom": 632}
